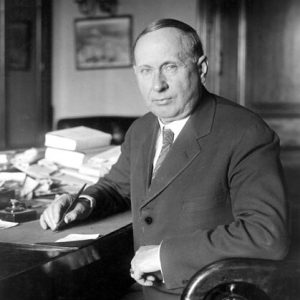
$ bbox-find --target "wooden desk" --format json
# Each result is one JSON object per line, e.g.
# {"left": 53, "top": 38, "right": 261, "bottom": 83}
{"left": 0, "top": 211, "right": 134, "bottom": 300}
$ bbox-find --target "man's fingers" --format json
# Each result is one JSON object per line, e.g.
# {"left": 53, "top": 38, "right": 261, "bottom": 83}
{"left": 39, "top": 213, "right": 48, "bottom": 230}
{"left": 39, "top": 194, "right": 93, "bottom": 231}
{"left": 39, "top": 194, "right": 73, "bottom": 230}
{"left": 130, "top": 272, "right": 155, "bottom": 286}
{"left": 64, "top": 202, "right": 89, "bottom": 223}
{"left": 46, "top": 200, "right": 66, "bottom": 229}
{"left": 41, "top": 211, "right": 56, "bottom": 231}
{"left": 130, "top": 266, "right": 156, "bottom": 286}
{"left": 144, "top": 275, "right": 156, "bottom": 282}
{"left": 136, "top": 278, "right": 154, "bottom": 286}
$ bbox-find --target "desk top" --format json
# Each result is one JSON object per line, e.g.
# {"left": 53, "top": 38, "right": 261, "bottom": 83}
{"left": 0, "top": 211, "right": 134, "bottom": 300}
{"left": 0, "top": 210, "right": 131, "bottom": 246}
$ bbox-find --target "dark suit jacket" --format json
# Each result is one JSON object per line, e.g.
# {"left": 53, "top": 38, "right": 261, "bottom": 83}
{"left": 84, "top": 90, "right": 290, "bottom": 300}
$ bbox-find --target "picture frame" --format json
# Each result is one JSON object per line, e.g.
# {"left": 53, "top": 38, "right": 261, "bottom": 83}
{"left": 7, "top": 21, "right": 31, "bottom": 71}
{"left": 74, "top": 16, "right": 132, "bottom": 70}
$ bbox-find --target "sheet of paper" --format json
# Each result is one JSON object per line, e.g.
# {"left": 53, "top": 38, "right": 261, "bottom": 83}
{"left": 56, "top": 233, "right": 100, "bottom": 243}
{"left": 0, "top": 172, "right": 26, "bottom": 182}
{"left": 0, "top": 219, "right": 19, "bottom": 229}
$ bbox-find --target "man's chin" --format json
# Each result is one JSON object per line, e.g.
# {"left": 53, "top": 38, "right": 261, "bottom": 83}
{"left": 157, "top": 114, "right": 179, "bottom": 124}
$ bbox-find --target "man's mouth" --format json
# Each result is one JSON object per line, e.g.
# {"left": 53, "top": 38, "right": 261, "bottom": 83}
{"left": 153, "top": 98, "right": 172, "bottom": 104}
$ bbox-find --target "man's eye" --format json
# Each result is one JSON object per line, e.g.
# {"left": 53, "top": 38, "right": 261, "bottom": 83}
{"left": 139, "top": 68, "right": 152, "bottom": 76}
{"left": 163, "top": 64, "right": 178, "bottom": 73}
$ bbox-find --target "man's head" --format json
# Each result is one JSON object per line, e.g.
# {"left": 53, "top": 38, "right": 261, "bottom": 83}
{"left": 133, "top": 19, "right": 208, "bottom": 124}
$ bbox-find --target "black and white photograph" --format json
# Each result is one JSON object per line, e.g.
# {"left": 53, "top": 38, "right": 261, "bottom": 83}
{"left": 74, "top": 16, "right": 132, "bottom": 69}
{"left": 0, "top": 0, "right": 300, "bottom": 300}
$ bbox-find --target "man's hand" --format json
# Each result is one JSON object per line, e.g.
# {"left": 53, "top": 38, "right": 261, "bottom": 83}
{"left": 40, "top": 194, "right": 92, "bottom": 231}
{"left": 130, "top": 245, "right": 161, "bottom": 286}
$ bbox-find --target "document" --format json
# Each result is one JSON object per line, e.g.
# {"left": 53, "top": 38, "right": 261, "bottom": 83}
{"left": 0, "top": 219, "right": 19, "bottom": 229}
{"left": 56, "top": 233, "right": 100, "bottom": 242}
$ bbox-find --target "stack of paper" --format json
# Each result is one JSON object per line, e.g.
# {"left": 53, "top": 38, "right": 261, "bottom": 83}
{"left": 79, "top": 146, "right": 121, "bottom": 177}
{"left": 44, "top": 146, "right": 109, "bottom": 169}
{"left": 44, "top": 126, "right": 113, "bottom": 169}
{"left": 45, "top": 126, "right": 112, "bottom": 151}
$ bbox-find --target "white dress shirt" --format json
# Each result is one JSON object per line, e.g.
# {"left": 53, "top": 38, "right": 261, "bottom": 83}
{"left": 153, "top": 116, "right": 190, "bottom": 279}
{"left": 153, "top": 116, "right": 190, "bottom": 168}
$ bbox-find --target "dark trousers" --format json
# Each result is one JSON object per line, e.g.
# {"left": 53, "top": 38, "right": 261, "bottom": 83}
{"left": 120, "top": 283, "right": 144, "bottom": 300}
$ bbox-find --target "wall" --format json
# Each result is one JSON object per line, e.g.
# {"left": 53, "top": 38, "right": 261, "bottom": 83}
{"left": 52, "top": 0, "right": 199, "bottom": 126}
{"left": 5, "top": 0, "right": 48, "bottom": 148}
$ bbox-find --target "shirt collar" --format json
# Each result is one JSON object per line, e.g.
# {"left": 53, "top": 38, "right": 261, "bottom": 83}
{"left": 158, "top": 116, "right": 190, "bottom": 141}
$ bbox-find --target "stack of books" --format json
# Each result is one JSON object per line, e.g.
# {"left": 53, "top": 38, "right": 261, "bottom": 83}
{"left": 0, "top": 150, "right": 16, "bottom": 171}
{"left": 44, "top": 126, "right": 113, "bottom": 170}
{"left": 79, "top": 145, "right": 121, "bottom": 177}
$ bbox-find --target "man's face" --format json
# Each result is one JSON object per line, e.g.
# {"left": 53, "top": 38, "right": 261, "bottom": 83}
{"left": 134, "top": 27, "right": 204, "bottom": 123}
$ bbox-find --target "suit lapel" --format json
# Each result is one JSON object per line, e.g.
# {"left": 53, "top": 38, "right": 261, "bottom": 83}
{"left": 145, "top": 124, "right": 201, "bottom": 203}
{"left": 135, "top": 117, "right": 159, "bottom": 195}
{"left": 144, "top": 121, "right": 160, "bottom": 188}
{"left": 141, "top": 89, "right": 216, "bottom": 208}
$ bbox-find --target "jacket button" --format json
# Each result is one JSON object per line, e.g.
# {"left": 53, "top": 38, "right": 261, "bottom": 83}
{"left": 144, "top": 216, "right": 153, "bottom": 225}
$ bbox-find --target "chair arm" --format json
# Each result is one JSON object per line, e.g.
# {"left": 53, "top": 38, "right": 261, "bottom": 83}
{"left": 181, "top": 258, "right": 299, "bottom": 300}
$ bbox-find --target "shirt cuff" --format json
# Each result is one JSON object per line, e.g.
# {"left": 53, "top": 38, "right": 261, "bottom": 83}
{"left": 78, "top": 194, "right": 96, "bottom": 213}
{"left": 158, "top": 241, "right": 165, "bottom": 282}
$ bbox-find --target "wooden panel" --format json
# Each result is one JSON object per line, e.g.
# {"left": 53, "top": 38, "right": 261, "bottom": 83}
{"left": 0, "top": 0, "right": 6, "bottom": 149}
{"left": 0, "top": 0, "right": 52, "bottom": 150}
{"left": 6, "top": 0, "right": 39, "bottom": 148}
{"left": 244, "top": 0, "right": 300, "bottom": 148}
{"left": 218, "top": 0, "right": 239, "bottom": 101}
{"left": 201, "top": 0, "right": 240, "bottom": 102}
{"left": 245, "top": 0, "right": 300, "bottom": 114}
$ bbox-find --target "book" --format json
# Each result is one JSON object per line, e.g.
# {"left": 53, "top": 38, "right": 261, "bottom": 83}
{"left": 0, "top": 150, "right": 16, "bottom": 164}
{"left": 59, "top": 168, "right": 98, "bottom": 183}
{"left": 0, "top": 150, "right": 16, "bottom": 171}
{"left": 45, "top": 126, "right": 112, "bottom": 151}
{"left": 79, "top": 146, "right": 121, "bottom": 177}
{"left": 44, "top": 146, "right": 111, "bottom": 169}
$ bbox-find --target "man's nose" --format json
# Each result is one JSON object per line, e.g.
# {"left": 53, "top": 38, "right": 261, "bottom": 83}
{"left": 152, "top": 71, "right": 168, "bottom": 92}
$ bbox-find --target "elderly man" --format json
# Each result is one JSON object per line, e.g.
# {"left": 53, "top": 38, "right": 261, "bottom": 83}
{"left": 40, "top": 19, "right": 289, "bottom": 300}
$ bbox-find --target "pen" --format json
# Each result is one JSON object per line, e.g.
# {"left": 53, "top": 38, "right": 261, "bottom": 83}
{"left": 55, "top": 183, "right": 87, "bottom": 231}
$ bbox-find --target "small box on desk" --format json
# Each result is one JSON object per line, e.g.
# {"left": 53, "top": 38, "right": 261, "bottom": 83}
{"left": 0, "top": 208, "right": 37, "bottom": 222}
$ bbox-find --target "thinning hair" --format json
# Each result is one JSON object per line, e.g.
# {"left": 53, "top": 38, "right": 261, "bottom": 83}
{"left": 133, "top": 18, "right": 204, "bottom": 63}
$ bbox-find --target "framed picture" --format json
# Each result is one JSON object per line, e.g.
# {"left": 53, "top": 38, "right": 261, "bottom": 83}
{"left": 7, "top": 21, "right": 31, "bottom": 70}
{"left": 74, "top": 16, "right": 132, "bottom": 70}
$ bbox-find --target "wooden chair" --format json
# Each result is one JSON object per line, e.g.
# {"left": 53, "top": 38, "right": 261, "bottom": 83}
{"left": 181, "top": 258, "right": 300, "bottom": 300}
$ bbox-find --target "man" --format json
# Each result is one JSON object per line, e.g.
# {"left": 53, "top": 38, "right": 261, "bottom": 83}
{"left": 40, "top": 19, "right": 289, "bottom": 300}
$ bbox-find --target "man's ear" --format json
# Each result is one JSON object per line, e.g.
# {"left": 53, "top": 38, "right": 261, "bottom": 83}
{"left": 197, "top": 55, "right": 208, "bottom": 84}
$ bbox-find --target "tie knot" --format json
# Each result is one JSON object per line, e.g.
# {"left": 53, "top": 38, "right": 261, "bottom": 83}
{"left": 162, "top": 128, "right": 174, "bottom": 146}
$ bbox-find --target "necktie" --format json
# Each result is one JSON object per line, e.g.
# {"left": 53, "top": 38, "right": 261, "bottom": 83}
{"left": 152, "top": 128, "right": 174, "bottom": 179}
